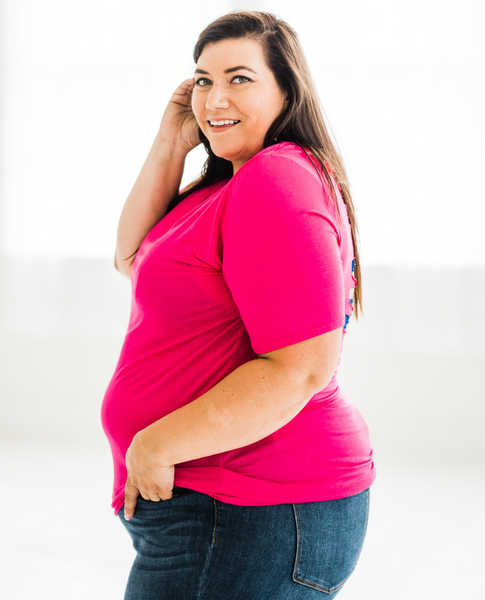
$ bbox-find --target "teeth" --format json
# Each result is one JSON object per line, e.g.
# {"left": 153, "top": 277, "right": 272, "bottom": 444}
{"left": 210, "top": 120, "right": 240, "bottom": 126}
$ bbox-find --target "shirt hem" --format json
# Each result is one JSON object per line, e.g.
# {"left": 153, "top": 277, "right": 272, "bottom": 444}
{"left": 111, "top": 464, "right": 376, "bottom": 515}
{"left": 251, "top": 320, "right": 344, "bottom": 354}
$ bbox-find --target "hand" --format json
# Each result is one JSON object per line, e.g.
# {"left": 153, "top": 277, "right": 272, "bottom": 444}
{"left": 158, "top": 77, "right": 202, "bottom": 158}
{"left": 124, "top": 430, "right": 175, "bottom": 521}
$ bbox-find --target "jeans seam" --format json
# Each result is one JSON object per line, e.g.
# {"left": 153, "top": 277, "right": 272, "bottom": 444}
{"left": 358, "top": 488, "right": 370, "bottom": 554}
{"left": 197, "top": 498, "right": 218, "bottom": 600}
{"left": 293, "top": 576, "right": 347, "bottom": 594}
{"left": 364, "top": 488, "right": 370, "bottom": 537}
{"left": 212, "top": 499, "right": 218, "bottom": 544}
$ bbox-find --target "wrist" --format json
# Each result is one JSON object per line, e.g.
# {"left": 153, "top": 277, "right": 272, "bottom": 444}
{"left": 136, "top": 423, "right": 172, "bottom": 467}
{"left": 153, "top": 132, "right": 188, "bottom": 162}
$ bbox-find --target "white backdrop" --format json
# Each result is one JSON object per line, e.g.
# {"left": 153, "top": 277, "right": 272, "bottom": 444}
{"left": 1, "top": 0, "right": 484, "bottom": 266}
{"left": 1, "top": 2, "right": 484, "bottom": 599}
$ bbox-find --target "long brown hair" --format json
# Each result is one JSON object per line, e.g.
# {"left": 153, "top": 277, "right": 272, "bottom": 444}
{"left": 133, "top": 10, "right": 363, "bottom": 317}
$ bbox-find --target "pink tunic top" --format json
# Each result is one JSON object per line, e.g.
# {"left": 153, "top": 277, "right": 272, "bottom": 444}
{"left": 101, "top": 141, "right": 376, "bottom": 515}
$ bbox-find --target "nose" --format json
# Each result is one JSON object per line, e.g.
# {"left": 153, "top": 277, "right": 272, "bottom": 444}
{"left": 205, "top": 86, "right": 230, "bottom": 111}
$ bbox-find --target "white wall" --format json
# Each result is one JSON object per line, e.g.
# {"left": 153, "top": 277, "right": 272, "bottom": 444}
{"left": 1, "top": 0, "right": 484, "bottom": 266}
{"left": 0, "top": 0, "right": 483, "bottom": 480}
{"left": 1, "top": 4, "right": 484, "bottom": 597}
{"left": 1, "top": 258, "right": 483, "bottom": 467}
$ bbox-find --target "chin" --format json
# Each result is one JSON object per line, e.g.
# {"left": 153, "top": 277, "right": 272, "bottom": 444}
{"left": 209, "top": 144, "right": 241, "bottom": 160}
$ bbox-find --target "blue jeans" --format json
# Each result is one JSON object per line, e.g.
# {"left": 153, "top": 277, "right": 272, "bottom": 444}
{"left": 118, "top": 486, "right": 370, "bottom": 599}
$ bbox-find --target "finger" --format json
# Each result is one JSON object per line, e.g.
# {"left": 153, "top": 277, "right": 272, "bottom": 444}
{"left": 124, "top": 481, "right": 140, "bottom": 521}
{"left": 159, "top": 490, "right": 174, "bottom": 501}
{"left": 147, "top": 490, "right": 162, "bottom": 502}
{"left": 175, "top": 78, "right": 196, "bottom": 95}
{"left": 176, "top": 78, "right": 195, "bottom": 90}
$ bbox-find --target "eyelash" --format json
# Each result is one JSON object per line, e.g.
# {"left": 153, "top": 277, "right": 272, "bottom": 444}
{"left": 194, "top": 75, "right": 251, "bottom": 87}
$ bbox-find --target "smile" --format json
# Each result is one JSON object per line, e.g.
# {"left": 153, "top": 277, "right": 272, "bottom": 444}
{"left": 208, "top": 120, "right": 241, "bottom": 128}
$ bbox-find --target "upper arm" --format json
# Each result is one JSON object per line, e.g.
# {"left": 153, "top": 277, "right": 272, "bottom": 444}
{"left": 222, "top": 153, "right": 346, "bottom": 357}
{"left": 256, "top": 328, "right": 342, "bottom": 393}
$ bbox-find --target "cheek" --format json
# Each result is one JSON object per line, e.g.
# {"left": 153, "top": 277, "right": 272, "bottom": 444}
{"left": 192, "top": 96, "right": 202, "bottom": 119}
{"left": 246, "top": 100, "right": 272, "bottom": 122}
{"left": 246, "top": 110, "right": 262, "bottom": 122}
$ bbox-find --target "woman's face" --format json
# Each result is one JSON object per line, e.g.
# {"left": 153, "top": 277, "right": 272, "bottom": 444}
{"left": 192, "top": 38, "right": 289, "bottom": 175}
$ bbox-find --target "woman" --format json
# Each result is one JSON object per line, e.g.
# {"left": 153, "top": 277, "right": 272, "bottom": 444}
{"left": 102, "top": 10, "right": 376, "bottom": 599}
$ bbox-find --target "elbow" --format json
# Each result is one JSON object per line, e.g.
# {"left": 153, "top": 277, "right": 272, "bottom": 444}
{"left": 294, "top": 360, "right": 339, "bottom": 401}
{"left": 306, "top": 370, "right": 334, "bottom": 396}
{"left": 305, "top": 355, "right": 341, "bottom": 396}
{"left": 114, "top": 252, "right": 132, "bottom": 279}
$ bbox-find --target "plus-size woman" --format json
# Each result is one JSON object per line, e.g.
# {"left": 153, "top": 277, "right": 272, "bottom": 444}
{"left": 101, "top": 10, "right": 376, "bottom": 599}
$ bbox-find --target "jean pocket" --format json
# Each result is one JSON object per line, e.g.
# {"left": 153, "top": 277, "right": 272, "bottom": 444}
{"left": 136, "top": 487, "right": 196, "bottom": 504}
{"left": 171, "top": 486, "right": 196, "bottom": 498}
{"left": 292, "top": 488, "right": 370, "bottom": 595}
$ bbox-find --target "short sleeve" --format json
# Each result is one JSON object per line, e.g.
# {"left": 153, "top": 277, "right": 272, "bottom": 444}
{"left": 221, "top": 152, "right": 345, "bottom": 354}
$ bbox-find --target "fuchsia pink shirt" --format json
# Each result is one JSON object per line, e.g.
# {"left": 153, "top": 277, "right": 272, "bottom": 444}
{"left": 101, "top": 141, "right": 375, "bottom": 515}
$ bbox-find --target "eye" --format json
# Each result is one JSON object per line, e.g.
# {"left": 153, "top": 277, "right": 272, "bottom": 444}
{"left": 232, "top": 75, "right": 250, "bottom": 84}
{"left": 194, "top": 75, "right": 251, "bottom": 87}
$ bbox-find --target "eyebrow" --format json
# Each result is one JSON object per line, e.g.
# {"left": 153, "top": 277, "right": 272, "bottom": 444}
{"left": 194, "top": 65, "right": 257, "bottom": 75}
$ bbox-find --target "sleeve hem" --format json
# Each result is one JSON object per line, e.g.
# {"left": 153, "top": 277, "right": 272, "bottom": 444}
{"left": 251, "top": 321, "right": 344, "bottom": 355}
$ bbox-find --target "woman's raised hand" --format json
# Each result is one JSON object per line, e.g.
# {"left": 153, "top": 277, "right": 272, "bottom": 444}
{"left": 158, "top": 77, "right": 201, "bottom": 158}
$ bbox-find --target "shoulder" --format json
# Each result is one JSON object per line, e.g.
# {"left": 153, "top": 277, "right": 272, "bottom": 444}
{"left": 232, "top": 142, "right": 322, "bottom": 186}
{"left": 220, "top": 142, "right": 343, "bottom": 240}
{"left": 223, "top": 142, "right": 328, "bottom": 216}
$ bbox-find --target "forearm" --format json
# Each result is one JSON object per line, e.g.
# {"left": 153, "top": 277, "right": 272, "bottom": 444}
{"left": 138, "top": 357, "right": 318, "bottom": 466}
{"left": 115, "top": 133, "right": 187, "bottom": 274}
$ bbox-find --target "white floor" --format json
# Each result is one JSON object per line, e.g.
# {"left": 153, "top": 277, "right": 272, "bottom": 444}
{"left": 1, "top": 260, "right": 484, "bottom": 598}
{"left": 1, "top": 439, "right": 483, "bottom": 600}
